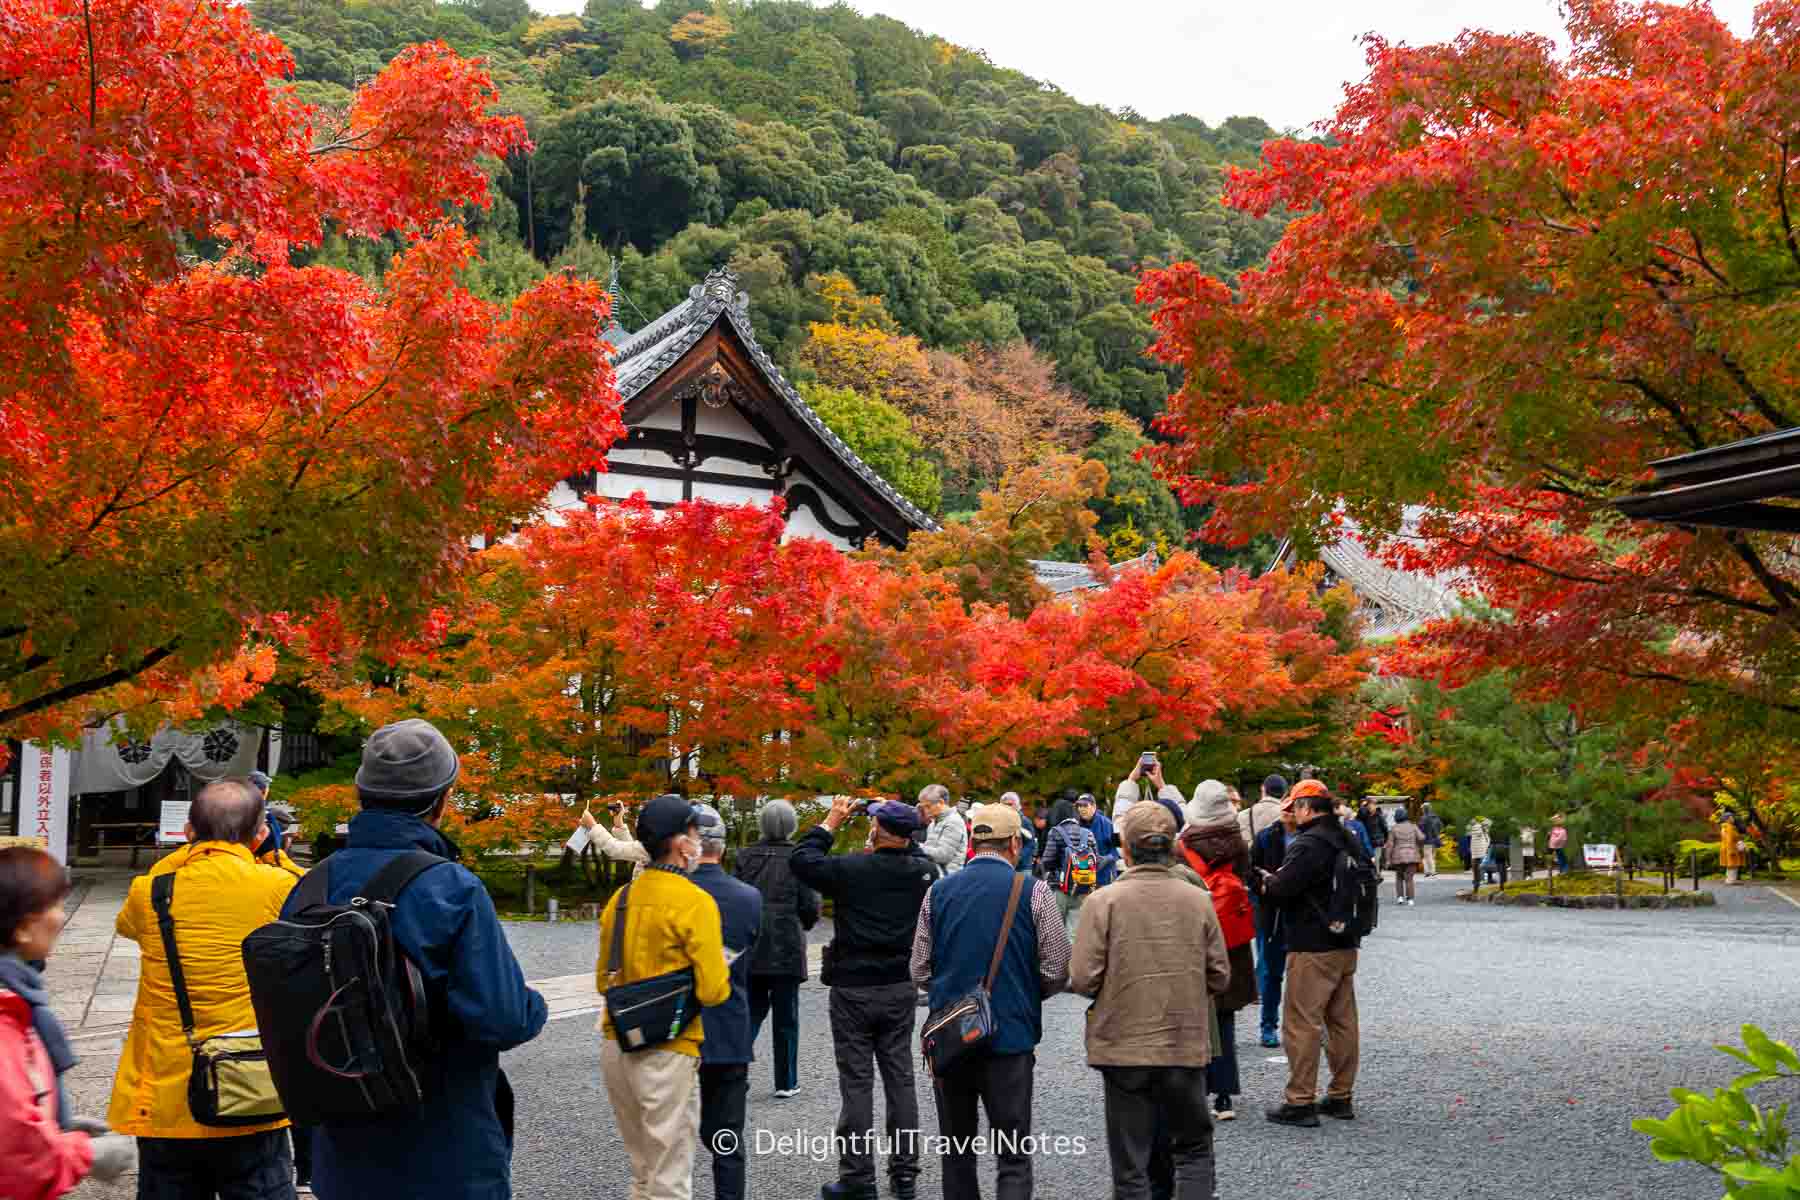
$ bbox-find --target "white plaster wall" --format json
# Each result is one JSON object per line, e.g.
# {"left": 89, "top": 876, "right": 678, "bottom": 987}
{"left": 695, "top": 403, "right": 765, "bottom": 444}
{"left": 792, "top": 467, "right": 858, "bottom": 527}
{"left": 598, "top": 472, "right": 684, "bottom": 506}
{"left": 782, "top": 505, "right": 852, "bottom": 550}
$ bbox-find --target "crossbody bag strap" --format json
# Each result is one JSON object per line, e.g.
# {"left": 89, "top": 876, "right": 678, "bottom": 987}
{"left": 981, "top": 873, "right": 1027, "bottom": 994}
{"left": 149, "top": 874, "right": 198, "bottom": 1043}
{"left": 605, "top": 883, "right": 632, "bottom": 982}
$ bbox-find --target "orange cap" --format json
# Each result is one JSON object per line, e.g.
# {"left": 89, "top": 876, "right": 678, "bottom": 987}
{"left": 1288, "top": 779, "right": 1332, "bottom": 803}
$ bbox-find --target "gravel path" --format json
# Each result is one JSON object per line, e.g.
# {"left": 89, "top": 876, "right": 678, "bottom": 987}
{"left": 500, "top": 875, "right": 1800, "bottom": 1200}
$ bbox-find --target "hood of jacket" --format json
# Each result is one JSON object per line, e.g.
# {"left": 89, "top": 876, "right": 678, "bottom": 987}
{"left": 1180, "top": 824, "right": 1245, "bottom": 866}
{"left": 347, "top": 807, "right": 461, "bottom": 859}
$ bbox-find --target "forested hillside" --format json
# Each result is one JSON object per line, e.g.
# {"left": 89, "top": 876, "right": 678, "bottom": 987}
{"left": 254, "top": 0, "right": 1291, "bottom": 547}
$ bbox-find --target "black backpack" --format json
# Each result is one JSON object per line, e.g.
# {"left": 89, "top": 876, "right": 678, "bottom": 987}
{"left": 240, "top": 851, "right": 444, "bottom": 1124}
{"left": 1320, "top": 831, "right": 1381, "bottom": 941}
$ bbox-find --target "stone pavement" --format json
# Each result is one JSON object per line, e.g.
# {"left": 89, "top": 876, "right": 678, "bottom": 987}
{"left": 44, "top": 867, "right": 1800, "bottom": 1199}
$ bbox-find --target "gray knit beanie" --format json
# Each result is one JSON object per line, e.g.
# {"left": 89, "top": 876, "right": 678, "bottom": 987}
{"left": 356, "top": 719, "right": 460, "bottom": 810}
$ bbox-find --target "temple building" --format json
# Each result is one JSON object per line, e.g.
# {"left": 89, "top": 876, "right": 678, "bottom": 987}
{"left": 546, "top": 268, "right": 935, "bottom": 549}
{"left": 1270, "top": 507, "right": 1469, "bottom": 641}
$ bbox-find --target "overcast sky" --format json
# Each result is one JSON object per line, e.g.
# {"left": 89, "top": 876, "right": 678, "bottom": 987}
{"left": 536, "top": 0, "right": 1763, "bottom": 131}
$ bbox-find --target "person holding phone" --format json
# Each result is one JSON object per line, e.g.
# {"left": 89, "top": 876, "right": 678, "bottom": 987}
{"left": 1113, "top": 752, "right": 1186, "bottom": 834}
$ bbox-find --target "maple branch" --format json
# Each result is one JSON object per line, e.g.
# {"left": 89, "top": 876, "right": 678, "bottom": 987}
{"left": 0, "top": 640, "right": 181, "bottom": 729}
{"left": 1777, "top": 138, "right": 1800, "bottom": 276}
{"left": 81, "top": 0, "right": 97, "bottom": 128}
{"left": 1433, "top": 532, "right": 1782, "bottom": 618}
{"left": 1612, "top": 375, "right": 1706, "bottom": 451}
{"left": 1608, "top": 665, "right": 1800, "bottom": 717}
{"left": 1636, "top": 271, "right": 1795, "bottom": 429}
{"left": 1719, "top": 531, "right": 1800, "bottom": 617}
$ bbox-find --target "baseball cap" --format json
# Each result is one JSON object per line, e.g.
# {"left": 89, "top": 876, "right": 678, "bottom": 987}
{"left": 1075, "top": 792, "right": 1097, "bottom": 808}
{"left": 867, "top": 800, "right": 921, "bottom": 836}
{"left": 691, "top": 802, "right": 726, "bottom": 842}
{"left": 968, "top": 803, "right": 1021, "bottom": 840}
{"left": 1263, "top": 773, "right": 1289, "bottom": 799}
{"left": 637, "top": 794, "right": 702, "bottom": 845}
{"left": 1119, "top": 800, "right": 1176, "bottom": 848}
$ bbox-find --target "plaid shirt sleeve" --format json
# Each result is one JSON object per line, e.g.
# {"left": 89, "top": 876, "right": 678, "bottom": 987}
{"left": 1031, "top": 879, "right": 1071, "bottom": 996}
{"left": 909, "top": 888, "right": 934, "bottom": 992}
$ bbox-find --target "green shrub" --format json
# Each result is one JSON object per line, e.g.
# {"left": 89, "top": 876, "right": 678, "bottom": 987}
{"left": 1634, "top": 1025, "right": 1800, "bottom": 1198}
{"left": 1679, "top": 839, "right": 1724, "bottom": 876}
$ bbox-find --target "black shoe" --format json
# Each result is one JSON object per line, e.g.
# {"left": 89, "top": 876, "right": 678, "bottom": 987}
{"left": 889, "top": 1174, "right": 918, "bottom": 1200}
{"left": 1318, "top": 1097, "right": 1356, "bottom": 1120}
{"left": 1265, "top": 1102, "right": 1321, "bottom": 1127}
{"left": 821, "top": 1183, "right": 879, "bottom": 1200}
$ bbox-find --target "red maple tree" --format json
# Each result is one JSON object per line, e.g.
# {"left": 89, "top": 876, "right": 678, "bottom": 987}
{"left": 1139, "top": 0, "right": 1800, "bottom": 810}
{"left": 0, "top": 0, "right": 621, "bottom": 744}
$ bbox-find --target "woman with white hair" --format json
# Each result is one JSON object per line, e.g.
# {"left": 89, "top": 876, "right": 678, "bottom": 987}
{"left": 734, "top": 799, "right": 820, "bottom": 1099}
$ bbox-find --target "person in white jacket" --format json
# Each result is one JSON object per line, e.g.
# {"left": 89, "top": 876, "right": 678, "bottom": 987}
{"left": 917, "top": 783, "right": 966, "bottom": 875}
{"left": 580, "top": 802, "right": 650, "bottom": 878}
{"left": 1113, "top": 756, "right": 1185, "bottom": 830}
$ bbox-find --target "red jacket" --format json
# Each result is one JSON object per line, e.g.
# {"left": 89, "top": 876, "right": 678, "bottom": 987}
{"left": 0, "top": 989, "right": 92, "bottom": 1200}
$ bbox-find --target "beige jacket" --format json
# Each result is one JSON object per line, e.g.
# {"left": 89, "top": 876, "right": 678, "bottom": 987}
{"left": 1238, "top": 798, "right": 1283, "bottom": 849}
{"left": 1069, "top": 862, "right": 1231, "bottom": 1068}
{"left": 1385, "top": 820, "right": 1423, "bottom": 866}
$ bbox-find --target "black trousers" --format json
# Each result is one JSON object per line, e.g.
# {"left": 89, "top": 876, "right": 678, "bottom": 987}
{"left": 1101, "top": 1065, "right": 1215, "bottom": 1200}
{"left": 748, "top": 976, "right": 801, "bottom": 1092}
{"left": 137, "top": 1129, "right": 295, "bottom": 1200}
{"left": 290, "top": 1124, "right": 313, "bottom": 1184}
{"left": 932, "top": 1051, "right": 1035, "bottom": 1200}
{"left": 828, "top": 982, "right": 921, "bottom": 1187}
{"left": 700, "top": 1063, "right": 749, "bottom": 1200}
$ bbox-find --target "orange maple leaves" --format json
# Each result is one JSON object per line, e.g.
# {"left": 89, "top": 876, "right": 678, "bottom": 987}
{"left": 1137, "top": 0, "right": 1800, "bottom": 781}
{"left": 0, "top": 0, "right": 621, "bottom": 742}
{"left": 301, "top": 494, "right": 1367, "bottom": 849}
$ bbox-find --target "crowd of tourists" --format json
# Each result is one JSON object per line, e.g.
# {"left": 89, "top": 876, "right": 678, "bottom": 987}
{"left": 0, "top": 719, "right": 1407, "bottom": 1200}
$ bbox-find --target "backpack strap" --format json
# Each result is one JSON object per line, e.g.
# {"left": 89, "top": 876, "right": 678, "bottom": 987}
{"left": 981, "top": 873, "right": 1027, "bottom": 994}
{"left": 287, "top": 859, "right": 333, "bottom": 912}
{"left": 355, "top": 850, "right": 447, "bottom": 906}
{"left": 149, "top": 874, "right": 198, "bottom": 1043}
{"left": 605, "top": 883, "right": 632, "bottom": 982}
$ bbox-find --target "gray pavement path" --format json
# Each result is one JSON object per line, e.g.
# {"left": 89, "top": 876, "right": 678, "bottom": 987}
{"left": 48, "top": 870, "right": 1800, "bottom": 1199}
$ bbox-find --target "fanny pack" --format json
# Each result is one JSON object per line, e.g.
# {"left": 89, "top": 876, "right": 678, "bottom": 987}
{"left": 603, "top": 881, "right": 699, "bottom": 1053}
{"left": 151, "top": 874, "right": 285, "bottom": 1127}
{"left": 920, "top": 872, "right": 1025, "bottom": 1078}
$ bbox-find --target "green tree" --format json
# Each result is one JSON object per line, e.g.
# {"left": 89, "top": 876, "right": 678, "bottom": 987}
{"left": 800, "top": 383, "right": 942, "bottom": 516}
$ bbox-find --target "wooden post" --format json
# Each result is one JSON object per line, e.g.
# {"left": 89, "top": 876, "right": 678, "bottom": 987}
{"left": 1615, "top": 867, "right": 1624, "bottom": 903}
{"left": 525, "top": 864, "right": 536, "bottom": 916}
{"left": 1691, "top": 850, "right": 1700, "bottom": 892}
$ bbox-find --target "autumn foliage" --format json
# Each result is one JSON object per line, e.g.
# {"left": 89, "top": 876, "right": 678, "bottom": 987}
{"left": 0, "top": 0, "right": 621, "bottom": 743}
{"left": 303, "top": 486, "right": 1366, "bottom": 851}
{"left": 1139, "top": 0, "right": 1800, "bottom": 798}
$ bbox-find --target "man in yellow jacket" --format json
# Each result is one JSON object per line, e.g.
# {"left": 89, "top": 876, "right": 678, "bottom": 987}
{"left": 597, "top": 793, "right": 730, "bottom": 1200}
{"left": 109, "top": 778, "right": 302, "bottom": 1199}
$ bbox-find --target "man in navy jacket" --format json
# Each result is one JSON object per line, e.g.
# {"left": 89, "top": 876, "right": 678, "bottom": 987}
{"left": 688, "top": 804, "right": 762, "bottom": 1200}
{"left": 911, "top": 804, "right": 1071, "bottom": 1200}
{"left": 282, "top": 720, "right": 546, "bottom": 1200}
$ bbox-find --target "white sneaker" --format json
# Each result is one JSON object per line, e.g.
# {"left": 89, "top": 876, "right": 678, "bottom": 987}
{"left": 773, "top": 1087, "right": 800, "bottom": 1099}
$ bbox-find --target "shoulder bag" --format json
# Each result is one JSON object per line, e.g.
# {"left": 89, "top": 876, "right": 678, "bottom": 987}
{"left": 150, "top": 874, "right": 285, "bottom": 1127}
{"left": 919, "top": 872, "right": 1026, "bottom": 1078}
{"left": 602, "top": 881, "right": 699, "bottom": 1053}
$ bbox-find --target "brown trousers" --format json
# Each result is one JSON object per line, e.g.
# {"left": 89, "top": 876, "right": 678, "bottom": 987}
{"left": 1281, "top": 949, "right": 1359, "bottom": 1106}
